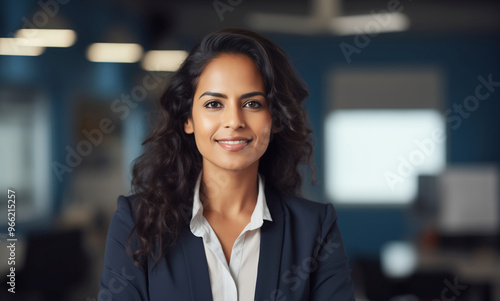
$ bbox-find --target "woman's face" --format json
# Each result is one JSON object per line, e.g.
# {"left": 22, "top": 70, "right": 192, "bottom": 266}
{"left": 184, "top": 53, "right": 273, "bottom": 174}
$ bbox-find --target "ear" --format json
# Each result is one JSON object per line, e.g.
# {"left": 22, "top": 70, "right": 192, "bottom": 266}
{"left": 184, "top": 118, "right": 194, "bottom": 134}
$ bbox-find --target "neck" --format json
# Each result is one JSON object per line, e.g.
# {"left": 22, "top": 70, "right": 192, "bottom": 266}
{"left": 200, "top": 164, "right": 259, "bottom": 218}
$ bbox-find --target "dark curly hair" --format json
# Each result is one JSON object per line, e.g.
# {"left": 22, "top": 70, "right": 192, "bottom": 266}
{"left": 129, "top": 27, "right": 317, "bottom": 269}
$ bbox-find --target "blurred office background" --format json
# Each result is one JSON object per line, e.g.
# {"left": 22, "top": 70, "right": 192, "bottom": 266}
{"left": 1, "top": 0, "right": 500, "bottom": 300}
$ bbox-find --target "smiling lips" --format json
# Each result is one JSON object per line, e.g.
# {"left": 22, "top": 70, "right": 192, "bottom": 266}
{"left": 216, "top": 137, "right": 252, "bottom": 151}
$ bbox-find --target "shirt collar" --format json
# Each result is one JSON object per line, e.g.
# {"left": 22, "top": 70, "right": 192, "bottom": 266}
{"left": 190, "top": 170, "right": 273, "bottom": 237}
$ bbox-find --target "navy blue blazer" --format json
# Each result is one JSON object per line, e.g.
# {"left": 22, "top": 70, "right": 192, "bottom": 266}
{"left": 99, "top": 184, "right": 355, "bottom": 301}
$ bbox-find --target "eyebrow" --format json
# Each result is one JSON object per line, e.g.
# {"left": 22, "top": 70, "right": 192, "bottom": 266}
{"left": 198, "top": 91, "right": 265, "bottom": 100}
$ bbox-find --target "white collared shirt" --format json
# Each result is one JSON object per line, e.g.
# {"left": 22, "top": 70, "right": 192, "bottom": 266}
{"left": 189, "top": 171, "right": 273, "bottom": 301}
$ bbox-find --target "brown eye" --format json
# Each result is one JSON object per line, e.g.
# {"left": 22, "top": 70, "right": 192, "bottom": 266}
{"left": 245, "top": 101, "right": 263, "bottom": 109}
{"left": 204, "top": 101, "right": 222, "bottom": 109}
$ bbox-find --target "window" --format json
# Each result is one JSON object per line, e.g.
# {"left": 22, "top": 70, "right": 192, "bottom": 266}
{"left": 0, "top": 88, "right": 51, "bottom": 221}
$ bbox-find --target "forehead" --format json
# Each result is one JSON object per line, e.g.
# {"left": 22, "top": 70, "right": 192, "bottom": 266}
{"left": 195, "top": 53, "right": 265, "bottom": 94}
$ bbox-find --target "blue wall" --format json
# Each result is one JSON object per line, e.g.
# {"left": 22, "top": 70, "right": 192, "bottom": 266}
{"left": 270, "top": 32, "right": 500, "bottom": 259}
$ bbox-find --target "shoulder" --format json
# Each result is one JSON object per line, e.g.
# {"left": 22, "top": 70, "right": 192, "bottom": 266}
{"left": 280, "top": 194, "right": 337, "bottom": 220}
{"left": 277, "top": 193, "right": 338, "bottom": 236}
{"left": 105, "top": 195, "right": 142, "bottom": 249}
{"left": 114, "top": 194, "right": 140, "bottom": 223}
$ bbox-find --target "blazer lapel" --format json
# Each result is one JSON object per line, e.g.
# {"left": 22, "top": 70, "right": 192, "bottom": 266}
{"left": 180, "top": 230, "right": 213, "bottom": 301}
{"left": 254, "top": 185, "right": 285, "bottom": 301}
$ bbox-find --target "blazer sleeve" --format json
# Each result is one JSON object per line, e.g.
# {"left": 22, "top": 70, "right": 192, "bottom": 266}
{"left": 309, "top": 203, "right": 355, "bottom": 300}
{"left": 99, "top": 195, "right": 149, "bottom": 301}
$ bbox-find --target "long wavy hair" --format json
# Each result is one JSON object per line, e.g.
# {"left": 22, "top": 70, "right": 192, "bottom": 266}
{"left": 129, "top": 27, "right": 317, "bottom": 269}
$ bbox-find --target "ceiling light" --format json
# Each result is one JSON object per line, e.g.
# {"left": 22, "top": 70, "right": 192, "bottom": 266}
{"left": 86, "top": 43, "right": 143, "bottom": 63}
{"left": 330, "top": 13, "right": 410, "bottom": 36}
{"left": 141, "top": 50, "right": 188, "bottom": 72}
{"left": 15, "top": 29, "right": 77, "bottom": 47}
{"left": 0, "top": 38, "right": 45, "bottom": 56}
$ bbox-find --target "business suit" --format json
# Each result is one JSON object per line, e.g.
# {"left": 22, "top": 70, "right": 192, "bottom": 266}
{"left": 99, "top": 183, "right": 355, "bottom": 300}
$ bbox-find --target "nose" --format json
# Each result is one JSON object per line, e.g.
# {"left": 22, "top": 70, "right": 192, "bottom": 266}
{"left": 222, "top": 102, "right": 245, "bottom": 129}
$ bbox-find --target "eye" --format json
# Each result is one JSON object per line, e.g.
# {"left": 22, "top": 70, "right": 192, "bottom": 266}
{"left": 244, "top": 100, "right": 263, "bottom": 109}
{"left": 204, "top": 101, "right": 223, "bottom": 109}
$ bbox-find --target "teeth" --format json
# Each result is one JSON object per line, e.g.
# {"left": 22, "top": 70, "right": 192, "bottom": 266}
{"left": 218, "top": 140, "right": 248, "bottom": 144}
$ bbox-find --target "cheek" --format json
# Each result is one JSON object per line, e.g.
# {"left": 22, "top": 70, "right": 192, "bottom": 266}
{"left": 253, "top": 122, "right": 273, "bottom": 152}
{"left": 192, "top": 111, "right": 217, "bottom": 134}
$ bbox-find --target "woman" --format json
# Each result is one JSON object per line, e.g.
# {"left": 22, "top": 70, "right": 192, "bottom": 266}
{"left": 99, "top": 28, "right": 355, "bottom": 301}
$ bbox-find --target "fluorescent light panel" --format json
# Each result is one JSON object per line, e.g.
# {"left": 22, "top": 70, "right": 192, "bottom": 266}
{"left": 330, "top": 13, "right": 409, "bottom": 35}
{"left": 86, "top": 43, "right": 143, "bottom": 63}
{"left": 0, "top": 38, "right": 45, "bottom": 56}
{"left": 15, "top": 29, "right": 77, "bottom": 47}
{"left": 141, "top": 50, "right": 188, "bottom": 71}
